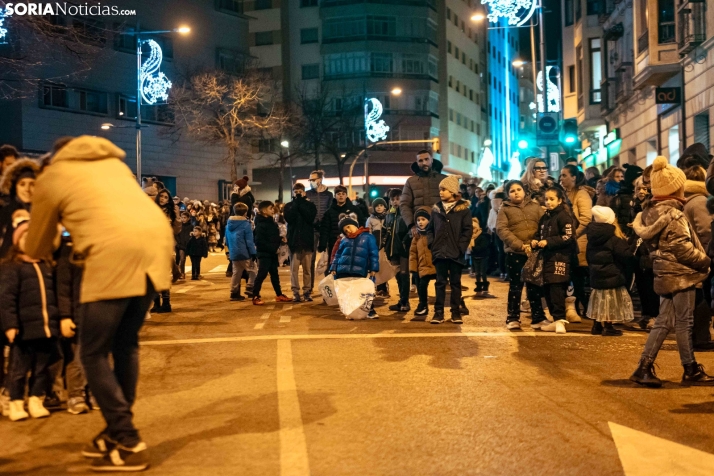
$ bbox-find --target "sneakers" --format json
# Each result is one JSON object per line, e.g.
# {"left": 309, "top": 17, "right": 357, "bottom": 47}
{"left": 304, "top": 295, "right": 314, "bottom": 302}
{"left": 375, "top": 290, "right": 391, "bottom": 298}
{"left": 541, "top": 320, "right": 567, "bottom": 334}
{"left": 28, "top": 396, "right": 50, "bottom": 418}
{"left": 276, "top": 294, "right": 291, "bottom": 302}
{"left": 88, "top": 394, "right": 100, "bottom": 411}
{"left": 43, "top": 391, "right": 62, "bottom": 409}
{"left": 367, "top": 309, "right": 379, "bottom": 319}
{"left": 90, "top": 441, "right": 149, "bottom": 472}
{"left": 8, "top": 400, "right": 28, "bottom": 421}
{"left": 399, "top": 302, "right": 411, "bottom": 312}
{"left": 230, "top": 293, "right": 246, "bottom": 301}
{"left": 292, "top": 296, "right": 302, "bottom": 303}
{"left": 565, "top": 297, "right": 581, "bottom": 323}
{"left": 389, "top": 302, "right": 407, "bottom": 312}
{"left": 82, "top": 434, "right": 116, "bottom": 459}
{"left": 252, "top": 296, "right": 264, "bottom": 306}
{"left": 451, "top": 313, "right": 463, "bottom": 324}
{"left": 430, "top": 312, "right": 444, "bottom": 324}
{"left": 67, "top": 397, "right": 89, "bottom": 415}
{"left": 414, "top": 304, "right": 429, "bottom": 316}
{"left": 459, "top": 304, "right": 470, "bottom": 315}
{"left": 506, "top": 320, "right": 521, "bottom": 330}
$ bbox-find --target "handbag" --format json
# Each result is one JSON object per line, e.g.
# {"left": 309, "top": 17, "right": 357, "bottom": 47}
{"left": 521, "top": 249, "right": 545, "bottom": 286}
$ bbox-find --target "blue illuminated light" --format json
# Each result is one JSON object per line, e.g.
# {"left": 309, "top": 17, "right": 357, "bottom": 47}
{"left": 565, "top": 136, "right": 576, "bottom": 144}
{"left": 365, "top": 98, "right": 389, "bottom": 143}
{"left": 0, "top": 8, "right": 10, "bottom": 44}
{"left": 480, "top": 0, "right": 537, "bottom": 26}
{"left": 140, "top": 39, "right": 172, "bottom": 105}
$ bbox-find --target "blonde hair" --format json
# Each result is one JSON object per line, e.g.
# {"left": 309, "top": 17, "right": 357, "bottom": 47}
{"left": 520, "top": 157, "right": 547, "bottom": 190}
{"left": 612, "top": 220, "right": 626, "bottom": 240}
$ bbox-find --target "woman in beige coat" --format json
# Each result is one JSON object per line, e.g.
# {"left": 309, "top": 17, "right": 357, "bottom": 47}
{"left": 560, "top": 164, "right": 595, "bottom": 320}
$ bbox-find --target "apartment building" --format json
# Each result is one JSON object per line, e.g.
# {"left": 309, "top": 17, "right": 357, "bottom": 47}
{"left": 0, "top": 0, "right": 251, "bottom": 199}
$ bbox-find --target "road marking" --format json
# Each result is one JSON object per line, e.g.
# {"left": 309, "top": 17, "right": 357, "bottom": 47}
{"left": 254, "top": 322, "right": 265, "bottom": 330}
{"left": 609, "top": 422, "right": 714, "bottom": 475}
{"left": 280, "top": 316, "right": 291, "bottom": 323}
{"left": 141, "top": 331, "right": 602, "bottom": 346}
{"left": 277, "top": 340, "right": 310, "bottom": 476}
{"left": 283, "top": 305, "right": 293, "bottom": 312}
{"left": 209, "top": 264, "right": 228, "bottom": 273}
{"left": 260, "top": 313, "right": 271, "bottom": 320}
{"left": 175, "top": 286, "right": 195, "bottom": 294}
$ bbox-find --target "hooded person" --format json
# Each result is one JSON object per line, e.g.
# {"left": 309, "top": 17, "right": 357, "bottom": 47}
{"left": 680, "top": 142, "right": 711, "bottom": 170}
{"left": 24, "top": 135, "right": 174, "bottom": 471}
{"left": 230, "top": 176, "right": 255, "bottom": 220}
{"left": 400, "top": 149, "right": 448, "bottom": 229}
{"left": 609, "top": 164, "right": 643, "bottom": 237}
{"left": 0, "top": 158, "right": 40, "bottom": 260}
{"left": 630, "top": 156, "right": 714, "bottom": 388}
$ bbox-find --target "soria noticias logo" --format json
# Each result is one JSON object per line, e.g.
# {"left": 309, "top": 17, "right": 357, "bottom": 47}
{"left": 4, "top": 3, "right": 137, "bottom": 16}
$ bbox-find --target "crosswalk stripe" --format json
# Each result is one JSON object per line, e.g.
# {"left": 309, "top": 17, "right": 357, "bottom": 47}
{"left": 260, "top": 313, "right": 271, "bottom": 320}
{"left": 254, "top": 322, "right": 265, "bottom": 330}
{"left": 280, "top": 316, "right": 291, "bottom": 323}
{"left": 175, "top": 286, "right": 195, "bottom": 294}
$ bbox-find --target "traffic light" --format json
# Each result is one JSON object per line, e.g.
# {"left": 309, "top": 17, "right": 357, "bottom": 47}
{"left": 562, "top": 119, "right": 578, "bottom": 144}
{"left": 432, "top": 137, "right": 440, "bottom": 153}
{"left": 518, "top": 139, "right": 529, "bottom": 149}
{"left": 370, "top": 189, "right": 379, "bottom": 198}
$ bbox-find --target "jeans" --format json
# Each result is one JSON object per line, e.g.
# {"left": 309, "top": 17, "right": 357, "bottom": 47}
{"left": 391, "top": 256, "right": 410, "bottom": 304}
{"left": 544, "top": 283, "right": 568, "bottom": 321}
{"left": 506, "top": 253, "right": 546, "bottom": 323}
{"left": 8, "top": 338, "right": 57, "bottom": 400}
{"left": 641, "top": 289, "right": 695, "bottom": 366}
{"left": 50, "top": 337, "right": 87, "bottom": 399}
{"left": 254, "top": 255, "right": 282, "bottom": 298}
{"left": 79, "top": 278, "right": 156, "bottom": 447}
{"left": 310, "top": 232, "right": 320, "bottom": 290}
{"left": 176, "top": 249, "right": 186, "bottom": 277}
{"left": 230, "top": 260, "right": 251, "bottom": 295}
{"left": 435, "top": 259, "right": 463, "bottom": 313}
{"left": 417, "top": 274, "right": 436, "bottom": 306}
{"left": 190, "top": 256, "right": 202, "bottom": 279}
{"left": 290, "top": 251, "right": 314, "bottom": 298}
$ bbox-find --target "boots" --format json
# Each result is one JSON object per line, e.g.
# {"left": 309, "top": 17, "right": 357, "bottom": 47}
{"left": 159, "top": 295, "right": 172, "bottom": 313}
{"left": 473, "top": 282, "right": 483, "bottom": 294}
{"left": 481, "top": 281, "right": 495, "bottom": 298}
{"left": 565, "top": 296, "right": 581, "bottom": 323}
{"left": 150, "top": 296, "right": 161, "bottom": 313}
{"left": 681, "top": 362, "right": 714, "bottom": 386}
{"left": 9, "top": 400, "right": 28, "bottom": 421}
{"left": 27, "top": 396, "right": 50, "bottom": 418}
{"left": 630, "top": 358, "right": 662, "bottom": 388}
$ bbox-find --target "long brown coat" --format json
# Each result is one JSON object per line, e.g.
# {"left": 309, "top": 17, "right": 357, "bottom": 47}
{"left": 567, "top": 186, "right": 594, "bottom": 266}
{"left": 409, "top": 232, "right": 436, "bottom": 277}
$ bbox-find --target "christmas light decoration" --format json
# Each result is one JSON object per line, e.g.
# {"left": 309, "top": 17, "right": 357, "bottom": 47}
{"left": 477, "top": 147, "right": 494, "bottom": 181}
{"left": 140, "top": 39, "right": 172, "bottom": 105}
{"left": 480, "top": 0, "right": 537, "bottom": 26}
{"left": 365, "top": 98, "right": 389, "bottom": 143}
{"left": 0, "top": 8, "right": 10, "bottom": 44}
{"left": 535, "top": 66, "right": 560, "bottom": 113}
{"left": 508, "top": 152, "right": 522, "bottom": 179}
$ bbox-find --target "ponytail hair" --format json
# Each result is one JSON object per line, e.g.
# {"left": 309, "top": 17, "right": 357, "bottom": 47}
{"left": 545, "top": 186, "right": 572, "bottom": 215}
{"left": 562, "top": 164, "right": 586, "bottom": 189}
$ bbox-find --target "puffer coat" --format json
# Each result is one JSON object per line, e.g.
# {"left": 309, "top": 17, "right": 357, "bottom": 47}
{"left": 0, "top": 259, "right": 59, "bottom": 340}
{"left": 682, "top": 179, "right": 713, "bottom": 251}
{"left": 319, "top": 200, "right": 366, "bottom": 253}
{"left": 254, "top": 213, "right": 282, "bottom": 259}
{"left": 330, "top": 228, "right": 379, "bottom": 278}
{"left": 537, "top": 204, "right": 577, "bottom": 283}
{"left": 496, "top": 199, "right": 544, "bottom": 254}
{"left": 409, "top": 231, "right": 436, "bottom": 277}
{"left": 585, "top": 222, "right": 632, "bottom": 289}
{"left": 225, "top": 216, "right": 256, "bottom": 261}
{"left": 384, "top": 206, "right": 409, "bottom": 260}
{"left": 427, "top": 199, "right": 473, "bottom": 264}
{"left": 400, "top": 159, "right": 448, "bottom": 227}
{"left": 567, "top": 186, "right": 594, "bottom": 266}
{"left": 632, "top": 199, "right": 710, "bottom": 295}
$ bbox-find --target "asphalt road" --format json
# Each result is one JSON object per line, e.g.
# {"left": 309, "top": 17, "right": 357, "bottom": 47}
{"left": 2, "top": 253, "right": 714, "bottom": 475}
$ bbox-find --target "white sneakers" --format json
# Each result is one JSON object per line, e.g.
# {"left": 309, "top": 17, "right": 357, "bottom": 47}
{"left": 27, "top": 396, "right": 50, "bottom": 418}
{"left": 540, "top": 319, "right": 568, "bottom": 334}
{"left": 9, "top": 400, "right": 29, "bottom": 421}
{"left": 506, "top": 321, "right": 521, "bottom": 330}
{"left": 565, "top": 297, "right": 581, "bottom": 323}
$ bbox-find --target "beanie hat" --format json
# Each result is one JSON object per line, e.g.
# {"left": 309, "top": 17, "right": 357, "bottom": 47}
{"left": 414, "top": 207, "right": 431, "bottom": 222}
{"left": 371, "top": 198, "right": 387, "bottom": 210}
{"left": 650, "top": 156, "right": 686, "bottom": 197}
{"left": 623, "top": 165, "right": 643, "bottom": 187}
{"left": 591, "top": 205, "right": 616, "bottom": 225}
{"left": 439, "top": 175, "right": 460, "bottom": 195}
{"left": 12, "top": 221, "right": 29, "bottom": 246}
{"left": 338, "top": 216, "right": 359, "bottom": 233}
{"left": 235, "top": 175, "right": 249, "bottom": 189}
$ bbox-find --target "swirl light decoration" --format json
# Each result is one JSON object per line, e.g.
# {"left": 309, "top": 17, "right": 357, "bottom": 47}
{"left": 140, "top": 39, "right": 172, "bottom": 105}
{"left": 535, "top": 66, "right": 560, "bottom": 113}
{"left": 0, "top": 8, "right": 10, "bottom": 44}
{"left": 480, "top": 0, "right": 537, "bottom": 26}
{"left": 365, "top": 98, "right": 389, "bottom": 143}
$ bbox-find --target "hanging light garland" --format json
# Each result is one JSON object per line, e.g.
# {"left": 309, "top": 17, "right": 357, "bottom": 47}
{"left": 480, "top": 0, "right": 537, "bottom": 27}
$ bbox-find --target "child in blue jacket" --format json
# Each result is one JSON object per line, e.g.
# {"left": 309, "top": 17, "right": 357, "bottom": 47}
{"left": 330, "top": 216, "right": 380, "bottom": 317}
{"left": 225, "top": 202, "right": 256, "bottom": 301}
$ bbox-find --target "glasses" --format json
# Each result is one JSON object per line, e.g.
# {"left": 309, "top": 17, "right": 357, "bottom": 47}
{"left": 534, "top": 167, "right": 548, "bottom": 171}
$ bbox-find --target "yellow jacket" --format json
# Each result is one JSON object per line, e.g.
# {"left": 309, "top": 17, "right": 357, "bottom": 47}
{"left": 25, "top": 136, "right": 174, "bottom": 303}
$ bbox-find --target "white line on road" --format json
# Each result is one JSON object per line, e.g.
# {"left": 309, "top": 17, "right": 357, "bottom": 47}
{"left": 254, "top": 322, "right": 265, "bottom": 330}
{"left": 209, "top": 264, "right": 228, "bottom": 273}
{"left": 280, "top": 316, "right": 291, "bottom": 323}
{"left": 260, "top": 313, "right": 271, "bottom": 320}
{"left": 175, "top": 286, "right": 195, "bottom": 294}
{"left": 283, "top": 305, "right": 293, "bottom": 312}
{"left": 142, "top": 331, "right": 602, "bottom": 346}
{"left": 277, "top": 340, "right": 310, "bottom": 476}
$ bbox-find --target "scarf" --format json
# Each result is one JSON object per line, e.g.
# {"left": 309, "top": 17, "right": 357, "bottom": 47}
{"left": 442, "top": 200, "right": 457, "bottom": 213}
{"left": 651, "top": 195, "right": 687, "bottom": 205}
{"left": 346, "top": 227, "right": 370, "bottom": 239}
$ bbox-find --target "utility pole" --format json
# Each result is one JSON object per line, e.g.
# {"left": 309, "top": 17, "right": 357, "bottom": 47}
{"left": 538, "top": 4, "right": 548, "bottom": 160}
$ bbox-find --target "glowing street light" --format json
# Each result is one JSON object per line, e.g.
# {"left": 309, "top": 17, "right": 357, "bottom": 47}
{"left": 391, "top": 87, "right": 402, "bottom": 96}
{"left": 471, "top": 13, "right": 485, "bottom": 22}
{"left": 565, "top": 136, "right": 576, "bottom": 144}
{"left": 280, "top": 140, "right": 289, "bottom": 148}
{"left": 484, "top": 138, "right": 492, "bottom": 147}
{"left": 512, "top": 59, "right": 526, "bottom": 67}
{"left": 518, "top": 139, "right": 529, "bottom": 149}
{"left": 176, "top": 26, "right": 191, "bottom": 35}
{"left": 101, "top": 123, "right": 112, "bottom": 130}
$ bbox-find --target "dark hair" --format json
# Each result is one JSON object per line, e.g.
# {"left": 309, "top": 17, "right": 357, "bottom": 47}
{"left": 504, "top": 180, "right": 525, "bottom": 196}
{"left": 180, "top": 210, "right": 190, "bottom": 218}
{"left": 233, "top": 202, "right": 249, "bottom": 216}
{"left": 562, "top": 164, "right": 586, "bottom": 188}
{"left": 155, "top": 189, "right": 176, "bottom": 222}
{"left": 310, "top": 170, "right": 324, "bottom": 179}
{"left": 334, "top": 185, "right": 348, "bottom": 194}
{"left": 565, "top": 157, "right": 578, "bottom": 164}
{"left": 388, "top": 188, "right": 402, "bottom": 199}
{"left": 417, "top": 149, "right": 432, "bottom": 157}
{"left": 258, "top": 200, "right": 274, "bottom": 212}
{"left": 293, "top": 182, "right": 305, "bottom": 191}
{"left": 193, "top": 226, "right": 202, "bottom": 231}
{"left": 544, "top": 186, "right": 571, "bottom": 213}
{"left": 0, "top": 144, "right": 19, "bottom": 161}
{"left": 684, "top": 165, "right": 706, "bottom": 182}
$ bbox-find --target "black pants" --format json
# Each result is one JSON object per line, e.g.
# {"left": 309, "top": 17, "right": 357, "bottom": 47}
{"left": 253, "top": 255, "right": 282, "bottom": 298}
{"left": 544, "top": 283, "right": 568, "bottom": 321}
{"left": 391, "top": 256, "right": 410, "bottom": 305}
{"left": 506, "top": 253, "right": 546, "bottom": 323}
{"left": 494, "top": 234, "right": 507, "bottom": 275}
{"left": 435, "top": 259, "right": 463, "bottom": 314}
{"left": 417, "top": 274, "right": 436, "bottom": 306}
{"left": 8, "top": 338, "right": 58, "bottom": 400}
{"left": 473, "top": 257, "right": 489, "bottom": 291}
{"left": 571, "top": 265, "right": 590, "bottom": 316}
{"left": 79, "top": 278, "right": 155, "bottom": 447}
{"left": 634, "top": 264, "right": 659, "bottom": 318}
{"left": 190, "top": 255, "right": 202, "bottom": 279}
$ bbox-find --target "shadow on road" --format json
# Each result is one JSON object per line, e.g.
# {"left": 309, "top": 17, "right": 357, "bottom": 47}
{"left": 373, "top": 336, "right": 479, "bottom": 370}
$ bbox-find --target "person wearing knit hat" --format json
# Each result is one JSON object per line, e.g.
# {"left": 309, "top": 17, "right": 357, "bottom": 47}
{"left": 366, "top": 197, "right": 389, "bottom": 297}
{"left": 439, "top": 175, "right": 460, "bottom": 196}
{"left": 230, "top": 175, "right": 255, "bottom": 225}
{"left": 338, "top": 216, "right": 359, "bottom": 234}
{"left": 591, "top": 205, "right": 616, "bottom": 224}
{"left": 414, "top": 207, "right": 431, "bottom": 222}
{"left": 409, "top": 206, "right": 436, "bottom": 317}
{"left": 630, "top": 154, "right": 714, "bottom": 387}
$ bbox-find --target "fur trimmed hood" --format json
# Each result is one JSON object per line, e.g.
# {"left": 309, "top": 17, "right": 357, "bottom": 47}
{"left": 432, "top": 199, "right": 470, "bottom": 215}
{"left": 0, "top": 158, "right": 40, "bottom": 196}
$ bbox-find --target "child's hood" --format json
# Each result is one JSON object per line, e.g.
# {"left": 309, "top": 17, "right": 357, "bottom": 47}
{"left": 431, "top": 199, "right": 470, "bottom": 215}
{"left": 226, "top": 216, "right": 250, "bottom": 232}
{"left": 586, "top": 222, "right": 616, "bottom": 246}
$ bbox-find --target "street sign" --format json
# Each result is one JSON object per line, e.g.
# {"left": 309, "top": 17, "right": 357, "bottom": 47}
{"left": 655, "top": 87, "right": 681, "bottom": 104}
{"left": 537, "top": 112, "right": 560, "bottom": 146}
{"left": 549, "top": 152, "right": 560, "bottom": 172}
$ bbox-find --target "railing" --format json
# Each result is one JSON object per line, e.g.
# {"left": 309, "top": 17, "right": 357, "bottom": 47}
{"left": 615, "top": 64, "right": 633, "bottom": 103}
{"left": 637, "top": 30, "right": 649, "bottom": 54}
{"left": 658, "top": 22, "right": 676, "bottom": 43}
{"left": 677, "top": 1, "right": 706, "bottom": 55}
{"left": 600, "top": 79, "right": 617, "bottom": 113}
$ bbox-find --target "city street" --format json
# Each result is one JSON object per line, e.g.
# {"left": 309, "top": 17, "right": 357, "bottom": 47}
{"left": 2, "top": 253, "right": 714, "bottom": 475}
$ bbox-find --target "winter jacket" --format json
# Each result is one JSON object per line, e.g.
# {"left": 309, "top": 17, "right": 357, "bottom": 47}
{"left": 366, "top": 214, "right": 386, "bottom": 249}
{"left": 186, "top": 236, "right": 208, "bottom": 258}
{"left": 384, "top": 206, "right": 409, "bottom": 261}
{"left": 427, "top": 199, "right": 473, "bottom": 265}
{"left": 25, "top": 136, "right": 173, "bottom": 303}
{"left": 254, "top": 213, "right": 282, "bottom": 258}
{"left": 305, "top": 186, "right": 334, "bottom": 227}
{"left": 225, "top": 216, "right": 256, "bottom": 261}
{"left": 585, "top": 222, "right": 632, "bottom": 289}
{"left": 632, "top": 199, "right": 710, "bottom": 295}
{"left": 0, "top": 259, "right": 59, "bottom": 340}
{"left": 683, "top": 179, "right": 713, "bottom": 252}
{"left": 329, "top": 228, "right": 379, "bottom": 278}
{"left": 230, "top": 187, "right": 255, "bottom": 220}
{"left": 319, "top": 199, "right": 366, "bottom": 253}
{"left": 409, "top": 231, "right": 436, "bottom": 277}
{"left": 567, "top": 186, "right": 594, "bottom": 266}
{"left": 400, "top": 159, "right": 448, "bottom": 228}
{"left": 284, "top": 196, "right": 317, "bottom": 253}
{"left": 496, "top": 199, "right": 544, "bottom": 254}
{"left": 176, "top": 222, "right": 193, "bottom": 251}
{"left": 537, "top": 204, "right": 577, "bottom": 284}
{"left": 56, "top": 240, "right": 83, "bottom": 320}
{"left": 0, "top": 197, "right": 30, "bottom": 260}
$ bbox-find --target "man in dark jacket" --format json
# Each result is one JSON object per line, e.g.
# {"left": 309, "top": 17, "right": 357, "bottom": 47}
{"left": 319, "top": 185, "right": 366, "bottom": 265}
{"left": 305, "top": 170, "right": 333, "bottom": 289}
{"left": 252, "top": 201, "right": 290, "bottom": 305}
{"left": 400, "top": 149, "right": 448, "bottom": 229}
{"left": 284, "top": 183, "right": 318, "bottom": 302}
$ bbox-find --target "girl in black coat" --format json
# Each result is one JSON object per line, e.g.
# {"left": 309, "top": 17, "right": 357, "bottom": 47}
{"left": 585, "top": 206, "right": 635, "bottom": 336}
{"left": 531, "top": 188, "right": 577, "bottom": 333}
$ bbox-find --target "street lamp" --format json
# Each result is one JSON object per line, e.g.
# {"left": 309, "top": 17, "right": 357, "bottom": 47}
{"left": 518, "top": 139, "right": 529, "bottom": 149}
{"left": 484, "top": 138, "right": 492, "bottom": 147}
{"left": 281, "top": 140, "right": 293, "bottom": 190}
{"left": 471, "top": 13, "right": 485, "bottom": 21}
{"left": 391, "top": 87, "right": 402, "bottom": 96}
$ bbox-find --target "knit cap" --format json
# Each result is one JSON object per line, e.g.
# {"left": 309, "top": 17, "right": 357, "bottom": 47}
{"left": 371, "top": 197, "right": 387, "bottom": 211}
{"left": 650, "top": 156, "right": 686, "bottom": 197}
{"left": 338, "top": 216, "right": 359, "bottom": 234}
{"left": 414, "top": 207, "right": 431, "bottom": 221}
{"left": 591, "top": 205, "right": 616, "bottom": 225}
{"left": 12, "top": 221, "right": 29, "bottom": 246}
{"left": 439, "top": 175, "right": 460, "bottom": 195}
{"left": 623, "top": 165, "right": 643, "bottom": 187}
{"left": 235, "top": 175, "right": 249, "bottom": 189}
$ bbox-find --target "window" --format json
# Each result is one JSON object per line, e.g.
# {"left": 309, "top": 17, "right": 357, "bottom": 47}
{"left": 568, "top": 65, "right": 576, "bottom": 93}
{"left": 258, "top": 139, "right": 277, "bottom": 153}
{"left": 449, "top": 76, "right": 453, "bottom": 87}
{"left": 367, "top": 15, "right": 396, "bottom": 36}
{"left": 462, "top": 52, "right": 466, "bottom": 64}
{"left": 455, "top": 46, "right": 460, "bottom": 59}
{"left": 658, "top": 0, "right": 675, "bottom": 44}
{"left": 447, "top": 8, "right": 451, "bottom": 20}
{"left": 73, "top": 18, "right": 106, "bottom": 46}
{"left": 447, "top": 41, "right": 452, "bottom": 54}
{"left": 694, "top": 113, "right": 710, "bottom": 151}
{"left": 255, "top": 31, "right": 274, "bottom": 46}
{"left": 216, "top": 0, "right": 243, "bottom": 15}
{"left": 586, "top": 0, "right": 601, "bottom": 15}
{"left": 302, "top": 63, "right": 320, "bottom": 80}
{"left": 324, "top": 52, "right": 368, "bottom": 77}
{"left": 42, "top": 83, "right": 68, "bottom": 109}
{"left": 41, "top": 83, "right": 108, "bottom": 114}
{"left": 217, "top": 48, "right": 246, "bottom": 75}
{"left": 118, "top": 95, "right": 137, "bottom": 119}
{"left": 77, "top": 89, "right": 107, "bottom": 113}
{"left": 589, "top": 38, "right": 602, "bottom": 104}
{"left": 113, "top": 25, "right": 136, "bottom": 52}
{"left": 576, "top": 44, "right": 583, "bottom": 109}
{"left": 575, "top": 0, "right": 582, "bottom": 21}
{"left": 300, "top": 0, "right": 318, "bottom": 6}
{"left": 402, "top": 54, "right": 425, "bottom": 75}
{"left": 301, "top": 28, "right": 318, "bottom": 44}
{"left": 254, "top": 0, "right": 272, "bottom": 9}
{"left": 564, "top": 0, "right": 574, "bottom": 25}
{"left": 370, "top": 53, "right": 393, "bottom": 73}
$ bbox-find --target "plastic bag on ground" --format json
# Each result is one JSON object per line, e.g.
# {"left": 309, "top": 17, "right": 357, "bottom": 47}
{"left": 315, "top": 251, "right": 328, "bottom": 277}
{"left": 334, "top": 277, "right": 375, "bottom": 320}
{"left": 318, "top": 274, "right": 339, "bottom": 306}
{"left": 374, "top": 249, "right": 397, "bottom": 285}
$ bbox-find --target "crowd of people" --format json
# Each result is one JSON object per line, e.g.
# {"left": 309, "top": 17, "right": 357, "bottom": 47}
{"left": 2, "top": 136, "right": 714, "bottom": 471}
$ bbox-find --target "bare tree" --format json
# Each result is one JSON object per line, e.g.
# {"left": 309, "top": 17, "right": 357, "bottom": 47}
{"left": 322, "top": 99, "right": 364, "bottom": 184}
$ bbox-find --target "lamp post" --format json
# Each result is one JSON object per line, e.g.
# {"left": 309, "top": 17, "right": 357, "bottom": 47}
{"left": 120, "top": 23, "right": 190, "bottom": 184}
{"left": 280, "top": 140, "right": 293, "bottom": 190}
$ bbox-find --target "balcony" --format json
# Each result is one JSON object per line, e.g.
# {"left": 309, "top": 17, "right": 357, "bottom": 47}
{"left": 598, "top": 0, "right": 616, "bottom": 23}
{"left": 637, "top": 30, "right": 649, "bottom": 55}
{"left": 677, "top": 0, "right": 706, "bottom": 56}
{"left": 601, "top": 78, "right": 617, "bottom": 113}
{"left": 615, "top": 64, "right": 633, "bottom": 103}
